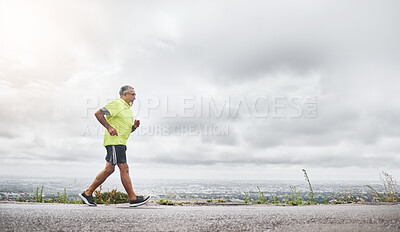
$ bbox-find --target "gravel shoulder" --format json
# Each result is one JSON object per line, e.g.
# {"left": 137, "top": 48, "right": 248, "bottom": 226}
{"left": 1, "top": 202, "right": 399, "bottom": 231}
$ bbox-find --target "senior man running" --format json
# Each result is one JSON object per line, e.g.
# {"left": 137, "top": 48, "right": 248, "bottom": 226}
{"left": 79, "top": 85, "right": 150, "bottom": 207}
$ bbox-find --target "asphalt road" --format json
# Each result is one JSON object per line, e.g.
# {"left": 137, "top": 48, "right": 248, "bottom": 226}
{"left": 1, "top": 202, "right": 399, "bottom": 231}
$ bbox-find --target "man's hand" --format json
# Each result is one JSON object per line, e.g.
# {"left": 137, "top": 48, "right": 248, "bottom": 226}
{"left": 134, "top": 119, "right": 140, "bottom": 128}
{"left": 95, "top": 109, "right": 116, "bottom": 135}
{"left": 132, "top": 119, "right": 140, "bottom": 132}
{"left": 108, "top": 127, "right": 118, "bottom": 136}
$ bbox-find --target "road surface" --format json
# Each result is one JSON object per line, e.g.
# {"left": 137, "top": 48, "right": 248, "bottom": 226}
{"left": 1, "top": 202, "right": 399, "bottom": 231}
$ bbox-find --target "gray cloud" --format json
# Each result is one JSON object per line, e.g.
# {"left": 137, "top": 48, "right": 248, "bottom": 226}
{"left": 1, "top": 0, "right": 400, "bottom": 179}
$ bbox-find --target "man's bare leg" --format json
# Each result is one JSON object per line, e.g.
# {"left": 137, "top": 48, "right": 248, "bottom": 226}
{"left": 85, "top": 162, "right": 115, "bottom": 196}
{"left": 117, "top": 163, "right": 137, "bottom": 201}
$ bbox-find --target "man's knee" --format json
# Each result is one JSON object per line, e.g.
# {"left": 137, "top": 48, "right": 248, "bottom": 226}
{"left": 118, "top": 163, "right": 129, "bottom": 174}
{"left": 105, "top": 165, "right": 115, "bottom": 175}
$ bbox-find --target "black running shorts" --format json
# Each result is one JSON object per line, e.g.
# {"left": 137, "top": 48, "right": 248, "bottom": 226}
{"left": 105, "top": 145, "right": 127, "bottom": 165}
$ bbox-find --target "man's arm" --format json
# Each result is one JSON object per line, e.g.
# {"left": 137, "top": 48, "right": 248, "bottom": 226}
{"left": 95, "top": 109, "right": 118, "bottom": 136}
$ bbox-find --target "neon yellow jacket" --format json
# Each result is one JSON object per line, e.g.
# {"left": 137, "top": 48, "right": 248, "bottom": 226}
{"left": 103, "top": 98, "right": 133, "bottom": 146}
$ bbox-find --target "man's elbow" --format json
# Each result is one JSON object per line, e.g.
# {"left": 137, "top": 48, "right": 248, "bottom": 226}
{"left": 94, "top": 109, "right": 104, "bottom": 118}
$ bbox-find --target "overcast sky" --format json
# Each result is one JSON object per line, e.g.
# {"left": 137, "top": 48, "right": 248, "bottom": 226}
{"left": 1, "top": 0, "right": 399, "bottom": 181}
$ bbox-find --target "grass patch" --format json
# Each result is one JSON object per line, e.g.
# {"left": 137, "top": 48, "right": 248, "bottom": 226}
{"left": 157, "top": 198, "right": 175, "bottom": 205}
{"left": 93, "top": 185, "right": 129, "bottom": 204}
{"left": 367, "top": 171, "right": 399, "bottom": 202}
{"left": 332, "top": 189, "right": 360, "bottom": 204}
{"left": 271, "top": 195, "right": 280, "bottom": 204}
{"left": 33, "top": 186, "right": 44, "bottom": 203}
{"left": 302, "top": 169, "right": 315, "bottom": 204}
{"left": 254, "top": 186, "right": 266, "bottom": 204}
{"left": 244, "top": 191, "right": 250, "bottom": 204}
{"left": 57, "top": 189, "right": 68, "bottom": 204}
{"left": 287, "top": 186, "right": 302, "bottom": 205}
{"left": 15, "top": 186, "right": 83, "bottom": 204}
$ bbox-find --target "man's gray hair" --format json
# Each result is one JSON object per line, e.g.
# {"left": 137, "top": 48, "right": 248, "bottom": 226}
{"left": 119, "top": 85, "right": 134, "bottom": 96}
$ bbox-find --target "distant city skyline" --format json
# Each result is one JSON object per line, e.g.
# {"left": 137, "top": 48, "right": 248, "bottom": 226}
{"left": 1, "top": 0, "right": 400, "bottom": 181}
